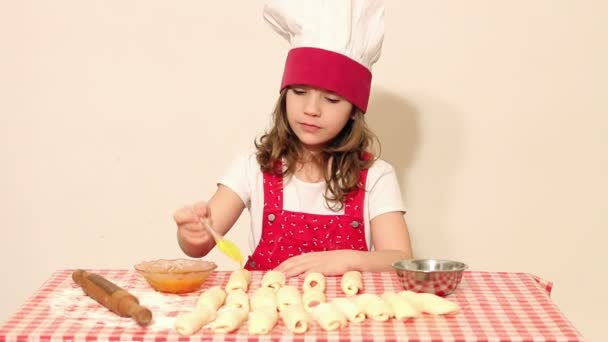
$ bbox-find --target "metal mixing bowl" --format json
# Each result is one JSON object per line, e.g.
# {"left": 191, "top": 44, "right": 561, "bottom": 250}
{"left": 392, "top": 259, "right": 468, "bottom": 296}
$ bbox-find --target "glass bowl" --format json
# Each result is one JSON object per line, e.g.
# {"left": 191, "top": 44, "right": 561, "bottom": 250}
{"left": 134, "top": 258, "right": 217, "bottom": 294}
{"left": 392, "top": 259, "right": 467, "bottom": 296}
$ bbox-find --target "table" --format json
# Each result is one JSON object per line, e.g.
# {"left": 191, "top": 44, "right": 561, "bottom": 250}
{"left": 0, "top": 270, "right": 584, "bottom": 342}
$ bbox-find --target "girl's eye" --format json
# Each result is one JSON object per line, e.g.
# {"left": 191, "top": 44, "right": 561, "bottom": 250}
{"left": 325, "top": 97, "right": 340, "bottom": 104}
{"left": 292, "top": 88, "right": 307, "bottom": 95}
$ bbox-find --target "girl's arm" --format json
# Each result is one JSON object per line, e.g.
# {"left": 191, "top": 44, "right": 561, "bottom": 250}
{"left": 352, "top": 211, "right": 413, "bottom": 272}
{"left": 176, "top": 185, "right": 246, "bottom": 258}
{"left": 275, "top": 211, "right": 413, "bottom": 277}
{"left": 207, "top": 185, "right": 247, "bottom": 236}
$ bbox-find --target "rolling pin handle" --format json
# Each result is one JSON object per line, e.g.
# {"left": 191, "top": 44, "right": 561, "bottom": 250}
{"left": 120, "top": 298, "right": 152, "bottom": 326}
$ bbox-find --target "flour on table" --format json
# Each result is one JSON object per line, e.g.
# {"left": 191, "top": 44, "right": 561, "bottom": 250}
{"left": 48, "top": 286, "right": 196, "bottom": 331}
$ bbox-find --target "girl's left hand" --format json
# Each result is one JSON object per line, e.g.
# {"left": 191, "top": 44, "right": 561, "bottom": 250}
{"left": 274, "top": 250, "right": 361, "bottom": 278}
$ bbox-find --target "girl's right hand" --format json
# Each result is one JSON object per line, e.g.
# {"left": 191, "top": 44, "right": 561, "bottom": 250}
{"left": 173, "top": 201, "right": 214, "bottom": 257}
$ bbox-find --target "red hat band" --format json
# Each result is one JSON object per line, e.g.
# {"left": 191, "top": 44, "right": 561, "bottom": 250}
{"left": 280, "top": 47, "right": 372, "bottom": 113}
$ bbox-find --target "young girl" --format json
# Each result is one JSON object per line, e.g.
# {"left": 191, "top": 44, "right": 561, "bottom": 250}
{"left": 174, "top": 0, "right": 413, "bottom": 277}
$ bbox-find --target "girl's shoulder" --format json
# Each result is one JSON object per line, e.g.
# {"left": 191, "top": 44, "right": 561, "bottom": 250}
{"left": 366, "top": 157, "right": 399, "bottom": 184}
{"left": 230, "top": 147, "right": 260, "bottom": 169}
{"left": 368, "top": 157, "right": 396, "bottom": 173}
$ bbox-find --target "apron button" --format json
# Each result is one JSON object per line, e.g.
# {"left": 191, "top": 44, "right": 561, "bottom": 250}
{"left": 350, "top": 221, "right": 360, "bottom": 228}
{"left": 249, "top": 260, "right": 256, "bottom": 268}
{"left": 268, "top": 213, "right": 276, "bottom": 222}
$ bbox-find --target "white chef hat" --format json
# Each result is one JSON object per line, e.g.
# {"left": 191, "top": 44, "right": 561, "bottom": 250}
{"left": 263, "top": 0, "right": 385, "bottom": 113}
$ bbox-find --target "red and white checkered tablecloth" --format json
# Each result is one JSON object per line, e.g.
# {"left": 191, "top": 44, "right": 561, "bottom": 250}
{"left": 0, "top": 270, "right": 583, "bottom": 342}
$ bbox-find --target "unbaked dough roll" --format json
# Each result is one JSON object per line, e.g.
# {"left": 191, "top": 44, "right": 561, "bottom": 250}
{"left": 261, "top": 270, "right": 286, "bottom": 291}
{"left": 399, "top": 290, "right": 460, "bottom": 315}
{"left": 276, "top": 285, "right": 302, "bottom": 312}
{"left": 381, "top": 291, "right": 419, "bottom": 320}
{"left": 208, "top": 307, "right": 248, "bottom": 333}
{"left": 331, "top": 297, "right": 366, "bottom": 323}
{"left": 248, "top": 306, "right": 279, "bottom": 335}
{"left": 225, "top": 288, "right": 250, "bottom": 311}
{"left": 280, "top": 305, "right": 312, "bottom": 334}
{"left": 250, "top": 286, "right": 277, "bottom": 311}
{"left": 341, "top": 271, "right": 363, "bottom": 296}
{"left": 174, "top": 307, "right": 216, "bottom": 336}
{"left": 225, "top": 269, "right": 251, "bottom": 292}
{"left": 311, "top": 302, "right": 347, "bottom": 331}
{"left": 354, "top": 293, "right": 393, "bottom": 321}
{"left": 302, "top": 289, "right": 325, "bottom": 313}
{"left": 302, "top": 272, "right": 325, "bottom": 292}
{"left": 196, "top": 286, "right": 226, "bottom": 311}
{"left": 353, "top": 293, "right": 376, "bottom": 308}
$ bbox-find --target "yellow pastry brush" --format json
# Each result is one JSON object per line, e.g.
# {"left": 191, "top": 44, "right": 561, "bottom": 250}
{"left": 201, "top": 218, "right": 244, "bottom": 268}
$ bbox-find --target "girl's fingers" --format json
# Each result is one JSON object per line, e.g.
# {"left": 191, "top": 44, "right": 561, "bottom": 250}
{"left": 173, "top": 206, "right": 197, "bottom": 224}
{"left": 275, "top": 257, "right": 300, "bottom": 276}
{"left": 280, "top": 255, "right": 318, "bottom": 278}
{"left": 284, "top": 264, "right": 308, "bottom": 278}
{"left": 181, "top": 222, "right": 205, "bottom": 234}
{"left": 180, "top": 223, "right": 211, "bottom": 244}
{"left": 193, "top": 201, "right": 211, "bottom": 219}
{"left": 279, "top": 253, "right": 309, "bottom": 268}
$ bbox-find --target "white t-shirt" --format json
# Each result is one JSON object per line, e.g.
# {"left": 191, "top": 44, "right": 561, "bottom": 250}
{"left": 219, "top": 151, "right": 406, "bottom": 253}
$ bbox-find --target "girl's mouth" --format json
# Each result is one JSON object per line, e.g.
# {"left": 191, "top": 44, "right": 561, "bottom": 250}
{"left": 299, "top": 122, "right": 321, "bottom": 133}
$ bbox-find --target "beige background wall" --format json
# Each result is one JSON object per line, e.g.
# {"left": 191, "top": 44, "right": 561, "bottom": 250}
{"left": 1, "top": 0, "right": 606, "bottom": 340}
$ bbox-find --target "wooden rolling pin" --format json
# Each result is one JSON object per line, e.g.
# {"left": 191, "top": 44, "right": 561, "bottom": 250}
{"left": 72, "top": 269, "right": 152, "bottom": 326}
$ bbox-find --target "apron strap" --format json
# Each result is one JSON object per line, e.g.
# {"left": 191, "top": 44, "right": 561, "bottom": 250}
{"left": 262, "top": 159, "right": 284, "bottom": 211}
{"left": 263, "top": 152, "right": 372, "bottom": 216}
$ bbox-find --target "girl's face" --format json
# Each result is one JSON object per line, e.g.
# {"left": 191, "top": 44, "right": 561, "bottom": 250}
{"left": 285, "top": 86, "right": 354, "bottom": 152}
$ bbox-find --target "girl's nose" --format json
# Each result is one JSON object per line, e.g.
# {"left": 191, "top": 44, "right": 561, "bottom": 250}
{"left": 303, "top": 92, "right": 322, "bottom": 117}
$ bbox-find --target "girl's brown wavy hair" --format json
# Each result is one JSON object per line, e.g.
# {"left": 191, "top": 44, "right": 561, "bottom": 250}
{"left": 255, "top": 89, "right": 380, "bottom": 211}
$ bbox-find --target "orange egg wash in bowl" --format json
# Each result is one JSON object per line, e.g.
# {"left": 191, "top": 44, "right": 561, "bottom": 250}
{"left": 134, "top": 259, "right": 217, "bottom": 294}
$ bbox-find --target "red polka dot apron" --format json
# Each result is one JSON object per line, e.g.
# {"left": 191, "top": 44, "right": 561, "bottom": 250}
{"left": 245, "top": 160, "right": 370, "bottom": 270}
